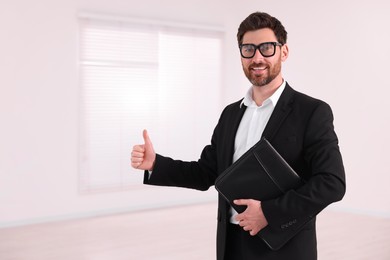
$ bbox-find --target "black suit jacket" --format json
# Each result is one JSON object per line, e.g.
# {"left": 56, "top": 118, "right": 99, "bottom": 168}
{"left": 144, "top": 83, "right": 346, "bottom": 260}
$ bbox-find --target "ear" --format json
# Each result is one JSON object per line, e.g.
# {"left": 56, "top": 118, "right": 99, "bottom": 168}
{"left": 281, "top": 44, "right": 289, "bottom": 61}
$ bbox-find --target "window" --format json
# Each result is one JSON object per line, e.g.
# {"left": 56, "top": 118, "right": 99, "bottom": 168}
{"left": 79, "top": 15, "right": 224, "bottom": 192}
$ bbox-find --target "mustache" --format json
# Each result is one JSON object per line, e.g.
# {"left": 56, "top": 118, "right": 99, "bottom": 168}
{"left": 249, "top": 62, "right": 268, "bottom": 69}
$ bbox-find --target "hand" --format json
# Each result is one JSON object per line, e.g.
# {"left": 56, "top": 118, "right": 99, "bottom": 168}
{"left": 234, "top": 199, "right": 268, "bottom": 236}
{"left": 131, "top": 130, "right": 156, "bottom": 171}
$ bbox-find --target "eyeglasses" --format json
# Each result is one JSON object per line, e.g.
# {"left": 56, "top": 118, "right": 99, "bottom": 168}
{"left": 239, "top": 42, "right": 283, "bottom": 58}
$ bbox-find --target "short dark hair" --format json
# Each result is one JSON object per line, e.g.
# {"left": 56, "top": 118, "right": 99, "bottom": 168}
{"left": 237, "top": 12, "right": 288, "bottom": 46}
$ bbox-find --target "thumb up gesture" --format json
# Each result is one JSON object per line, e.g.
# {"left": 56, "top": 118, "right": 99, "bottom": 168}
{"left": 131, "top": 130, "right": 156, "bottom": 171}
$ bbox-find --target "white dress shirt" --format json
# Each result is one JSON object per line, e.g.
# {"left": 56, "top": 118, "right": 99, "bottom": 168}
{"left": 229, "top": 81, "right": 286, "bottom": 224}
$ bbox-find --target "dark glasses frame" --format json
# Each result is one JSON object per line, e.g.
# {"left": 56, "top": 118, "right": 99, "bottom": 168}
{"left": 239, "top": 42, "right": 283, "bottom": 58}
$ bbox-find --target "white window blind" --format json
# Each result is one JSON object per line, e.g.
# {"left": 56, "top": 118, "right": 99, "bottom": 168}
{"left": 79, "top": 15, "right": 224, "bottom": 192}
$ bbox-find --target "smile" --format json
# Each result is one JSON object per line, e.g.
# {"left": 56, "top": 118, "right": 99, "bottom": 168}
{"left": 252, "top": 67, "right": 267, "bottom": 70}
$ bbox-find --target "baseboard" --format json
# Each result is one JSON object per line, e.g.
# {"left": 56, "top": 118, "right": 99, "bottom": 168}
{"left": 327, "top": 204, "right": 390, "bottom": 218}
{"left": 0, "top": 197, "right": 217, "bottom": 229}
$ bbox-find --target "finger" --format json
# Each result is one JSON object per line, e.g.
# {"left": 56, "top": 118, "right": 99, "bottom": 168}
{"left": 238, "top": 220, "right": 246, "bottom": 227}
{"left": 243, "top": 226, "right": 251, "bottom": 231}
{"left": 131, "top": 161, "right": 143, "bottom": 169}
{"left": 131, "top": 150, "right": 145, "bottom": 158}
{"left": 249, "top": 228, "right": 259, "bottom": 236}
{"left": 132, "top": 145, "right": 145, "bottom": 153}
{"left": 235, "top": 213, "right": 245, "bottom": 223}
{"left": 131, "top": 157, "right": 144, "bottom": 163}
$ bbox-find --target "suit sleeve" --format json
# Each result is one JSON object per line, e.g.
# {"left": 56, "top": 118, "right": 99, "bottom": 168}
{"left": 261, "top": 102, "right": 346, "bottom": 230}
{"left": 143, "top": 150, "right": 218, "bottom": 191}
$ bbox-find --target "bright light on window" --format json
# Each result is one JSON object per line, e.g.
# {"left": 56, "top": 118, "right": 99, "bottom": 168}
{"left": 79, "top": 16, "right": 224, "bottom": 193}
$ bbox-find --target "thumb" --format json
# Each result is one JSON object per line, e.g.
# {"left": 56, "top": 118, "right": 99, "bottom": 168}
{"left": 234, "top": 199, "right": 249, "bottom": 206}
{"left": 141, "top": 129, "right": 156, "bottom": 171}
{"left": 143, "top": 129, "right": 152, "bottom": 146}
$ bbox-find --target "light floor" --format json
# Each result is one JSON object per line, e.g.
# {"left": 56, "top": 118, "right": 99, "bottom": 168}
{"left": 0, "top": 203, "right": 389, "bottom": 260}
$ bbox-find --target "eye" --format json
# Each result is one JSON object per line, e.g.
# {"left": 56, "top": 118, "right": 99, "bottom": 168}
{"left": 243, "top": 45, "right": 255, "bottom": 52}
{"left": 260, "top": 43, "right": 273, "bottom": 51}
{"left": 259, "top": 42, "right": 277, "bottom": 56}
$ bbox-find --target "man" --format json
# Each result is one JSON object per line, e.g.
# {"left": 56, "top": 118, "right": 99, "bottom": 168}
{"left": 131, "top": 12, "right": 346, "bottom": 260}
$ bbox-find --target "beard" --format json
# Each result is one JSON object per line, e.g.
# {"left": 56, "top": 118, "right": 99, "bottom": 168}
{"left": 243, "top": 58, "right": 282, "bottom": 87}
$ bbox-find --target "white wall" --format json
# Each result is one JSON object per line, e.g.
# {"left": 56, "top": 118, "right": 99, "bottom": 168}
{"left": 1, "top": 0, "right": 389, "bottom": 227}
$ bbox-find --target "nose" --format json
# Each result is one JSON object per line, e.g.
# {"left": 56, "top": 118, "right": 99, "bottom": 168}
{"left": 252, "top": 49, "right": 264, "bottom": 62}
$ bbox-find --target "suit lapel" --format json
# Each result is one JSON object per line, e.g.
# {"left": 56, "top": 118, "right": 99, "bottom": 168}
{"left": 222, "top": 101, "right": 246, "bottom": 168}
{"left": 262, "top": 83, "right": 295, "bottom": 141}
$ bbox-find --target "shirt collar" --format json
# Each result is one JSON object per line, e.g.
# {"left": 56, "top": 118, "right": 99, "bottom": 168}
{"left": 240, "top": 80, "right": 286, "bottom": 108}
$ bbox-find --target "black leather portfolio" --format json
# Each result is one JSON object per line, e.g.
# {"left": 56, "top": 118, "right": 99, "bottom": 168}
{"left": 215, "top": 138, "right": 306, "bottom": 250}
